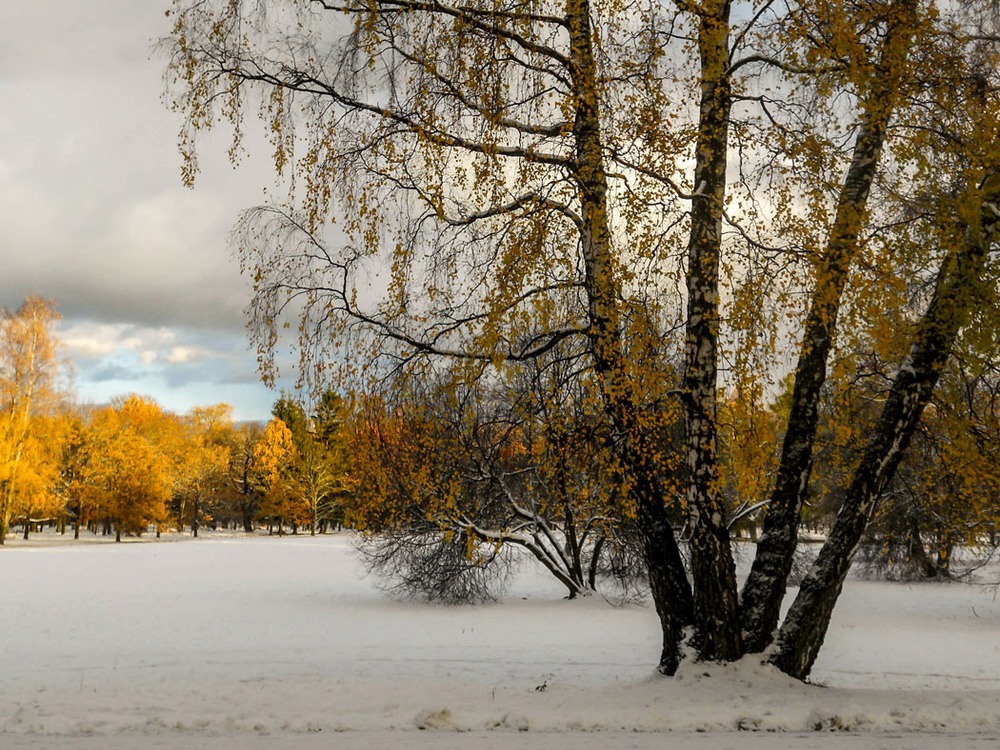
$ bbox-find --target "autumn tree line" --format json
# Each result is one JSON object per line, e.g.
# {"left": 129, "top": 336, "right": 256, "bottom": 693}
{"left": 0, "top": 298, "right": 352, "bottom": 545}
{"left": 6, "top": 296, "right": 994, "bottom": 579}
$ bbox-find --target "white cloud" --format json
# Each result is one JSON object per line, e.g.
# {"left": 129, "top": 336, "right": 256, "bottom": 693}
{"left": 166, "top": 346, "right": 213, "bottom": 364}
{"left": 57, "top": 322, "right": 133, "bottom": 360}
{"left": 57, "top": 322, "right": 183, "bottom": 363}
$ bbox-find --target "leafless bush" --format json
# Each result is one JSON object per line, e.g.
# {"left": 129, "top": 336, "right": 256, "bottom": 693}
{"left": 356, "top": 529, "right": 516, "bottom": 604}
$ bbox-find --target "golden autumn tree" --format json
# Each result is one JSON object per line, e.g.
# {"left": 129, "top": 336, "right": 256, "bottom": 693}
{"left": 12, "top": 412, "right": 71, "bottom": 540}
{"left": 60, "top": 410, "right": 91, "bottom": 539}
{"left": 176, "top": 404, "right": 235, "bottom": 536}
{"left": 114, "top": 394, "right": 186, "bottom": 531}
{"left": 0, "top": 297, "right": 64, "bottom": 544}
{"left": 269, "top": 395, "right": 332, "bottom": 534}
{"left": 253, "top": 416, "right": 301, "bottom": 533}
{"left": 165, "top": 0, "right": 1000, "bottom": 678}
{"left": 70, "top": 401, "right": 174, "bottom": 541}
{"left": 348, "top": 384, "right": 515, "bottom": 602}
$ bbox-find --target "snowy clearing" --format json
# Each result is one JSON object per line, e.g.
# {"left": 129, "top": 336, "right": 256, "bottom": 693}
{"left": 2, "top": 533, "right": 1000, "bottom": 749}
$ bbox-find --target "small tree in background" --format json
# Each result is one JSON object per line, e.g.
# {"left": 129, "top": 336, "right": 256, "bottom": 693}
{"left": 0, "top": 297, "right": 64, "bottom": 544}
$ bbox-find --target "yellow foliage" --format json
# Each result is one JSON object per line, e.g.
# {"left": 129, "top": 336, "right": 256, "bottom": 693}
{"left": 252, "top": 418, "right": 296, "bottom": 489}
{"left": 0, "top": 297, "right": 63, "bottom": 542}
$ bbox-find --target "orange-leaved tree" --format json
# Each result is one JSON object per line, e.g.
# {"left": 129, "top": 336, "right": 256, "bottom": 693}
{"left": 11, "top": 412, "right": 70, "bottom": 539}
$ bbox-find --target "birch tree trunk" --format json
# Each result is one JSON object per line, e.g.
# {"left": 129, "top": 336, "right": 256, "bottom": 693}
{"left": 740, "top": 0, "right": 919, "bottom": 653}
{"left": 772, "top": 138, "right": 1000, "bottom": 679}
{"left": 683, "top": 0, "right": 743, "bottom": 662}
{"left": 567, "top": 0, "right": 693, "bottom": 673}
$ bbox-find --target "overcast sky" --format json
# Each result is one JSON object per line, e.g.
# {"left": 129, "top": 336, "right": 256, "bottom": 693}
{"left": 0, "top": 2, "right": 291, "bottom": 421}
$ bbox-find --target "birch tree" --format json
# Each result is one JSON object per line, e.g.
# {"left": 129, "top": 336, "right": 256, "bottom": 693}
{"left": 166, "top": 0, "right": 697, "bottom": 671}
{"left": 0, "top": 297, "right": 63, "bottom": 544}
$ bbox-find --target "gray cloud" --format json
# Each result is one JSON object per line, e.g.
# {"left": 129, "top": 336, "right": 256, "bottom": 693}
{"left": 0, "top": 3, "right": 287, "bottom": 420}
{"left": 86, "top": 362, "right": 152, "bottom": 384}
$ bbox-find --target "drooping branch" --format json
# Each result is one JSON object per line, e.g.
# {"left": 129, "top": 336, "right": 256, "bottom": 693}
{"left": 311, "top": 0, "right": 572, "bottom": 64}
{"left": 215, "top": 63, "right": 574, "bottom": 166}
{"left": 238, "top": 204, "right": 591, "bottom": 369}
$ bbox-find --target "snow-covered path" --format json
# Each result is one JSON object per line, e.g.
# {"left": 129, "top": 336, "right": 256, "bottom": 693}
{"left": 4, "top": 730, "right": 1000, "bottom": 750}
{"left": 2, "top": 533, "right": 1000, "bottom": 748}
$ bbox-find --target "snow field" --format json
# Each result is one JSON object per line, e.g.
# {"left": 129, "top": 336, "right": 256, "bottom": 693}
{"left": 2, "top": 533, "right": 1000, "bottom": 748}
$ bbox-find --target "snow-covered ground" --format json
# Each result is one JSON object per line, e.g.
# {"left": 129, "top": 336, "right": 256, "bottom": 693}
{"left": 2, "top": 532, "right": 999, "bottom": 749}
